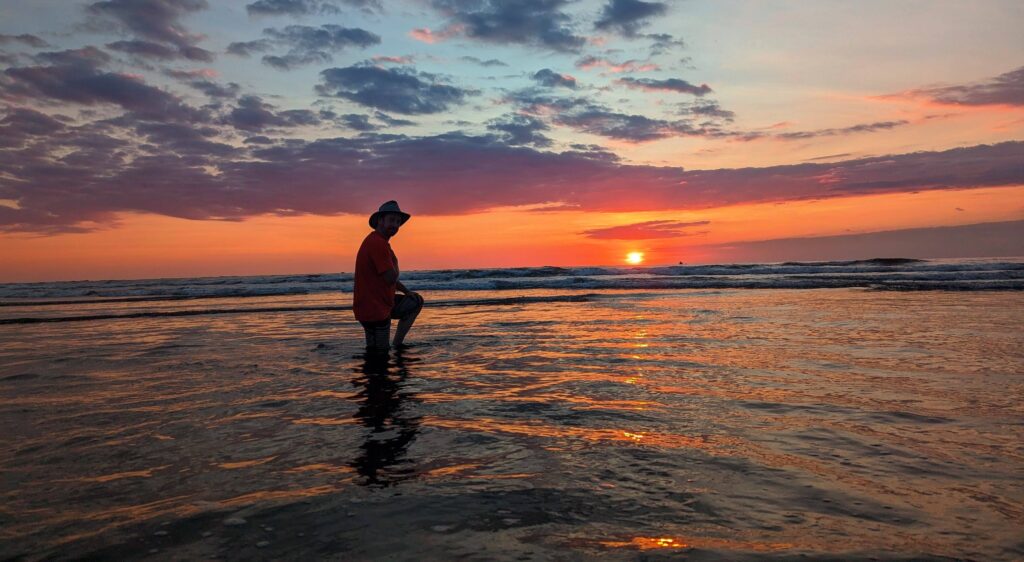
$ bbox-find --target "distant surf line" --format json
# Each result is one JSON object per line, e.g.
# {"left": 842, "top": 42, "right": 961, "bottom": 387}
{"left": 0, "top": 295, "right": 234, "bottom": 308}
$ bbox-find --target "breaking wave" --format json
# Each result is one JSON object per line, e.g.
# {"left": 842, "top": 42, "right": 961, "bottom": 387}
{"left": 1, "top": 258, "right": 1021, "bottom": 302}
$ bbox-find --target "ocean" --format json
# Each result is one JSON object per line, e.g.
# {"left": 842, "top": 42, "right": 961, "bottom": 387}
{"left": 1, "top": 258, "right": 1022, "bottom": 560}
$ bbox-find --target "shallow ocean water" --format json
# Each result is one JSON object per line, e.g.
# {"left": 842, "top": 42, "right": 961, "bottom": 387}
{"left": 1, "top": 288, "right": 1022, "bottom": 560}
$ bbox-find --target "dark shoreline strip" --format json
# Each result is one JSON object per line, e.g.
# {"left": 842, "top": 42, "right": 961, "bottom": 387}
{"left": 0, "top": 294, "right": 600, "bottom": 325}
{"left": 0, "top": 294, "right": 264, "bottom": 308}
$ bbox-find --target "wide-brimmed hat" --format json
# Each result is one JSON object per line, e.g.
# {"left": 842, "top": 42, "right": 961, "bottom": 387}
{"left": 369, "top": 200, "right": 411, "bottom": 228}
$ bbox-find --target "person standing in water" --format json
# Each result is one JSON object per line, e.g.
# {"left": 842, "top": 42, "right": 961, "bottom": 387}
{"left": 353, "top": 201, "right": 424, "bottom": 353}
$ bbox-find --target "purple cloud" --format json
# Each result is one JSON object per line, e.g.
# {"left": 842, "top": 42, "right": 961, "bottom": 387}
{"left": 777, "top": 120, "right": 910, "bottom": 140}
{"left": 0, "top": 108, "right": 67, "bottom": 148}
{"left": 245, "top": 0, "right": 380, "bottom": 16}
{"left": 2, "top": 48, "right": 205, "bottom": 122}
{"left": 555, "top": 108, "right": 705, "bottom": 141}
{"left": 1, "top": 92, "right": 1021, "bottom": 235}
{"left": 646, "top": 33, "right": 685, "bottom": 55}
{"left": 0, "top": 130, "right": 684, "bottom": 232}
{"left": 575, "top": 55, "right": 659, "bottom": 73}
{"left": 594, "top": 0, "right": 668, "bottom": 38}
{"left": 618, "top": 77, "right": 712, "bottom": 96}
{"left": 134, "top": 122, "right": 238, "bottom": 157}
{"left": 904, "top": 65, "right": 1024, "bottom": 107}
{"left": 459, "top": 56, "right": 508, "bottom": 67}
{"left": 224, "top": 95, "right": 320, "bottom": 132}
{"left": 506, "top": 91, "right": 723, "bottom": 142}
{"left": 228, "top": 25, "right": 380, "bottom": 70}
{"left": 737, "top": 120, "right": 912, "bottom": 142}
{"left": 226, "top": 39, "right": 273, "bottom": 57}
{"left": 0, "top": 34, "right": 49, "bottom": 48}
{"left": 106, "top": 40, "right": 180, "bottom": 60}
{"left": 164, "top": 69, "right": 241, "bottom": 98}
{"left": 316, "top": 65, "right": 473, "bottom": 115}
{"left": 487, "top": 114, "right": 552, "bottom": 147}
{"left": 678, "top": 100, "right": 735, "bottom": 122}
{"left": 246, "top": 0, "right": 338, "bottom": 16}
{"left": 373, "top": 111, "right": 416, "bottom": 127}
{"left": 86, "top": 0, "right": 214, "bottom": 61}
{"left": 532, "top": 68, "right": 577, "bottom": 89}
{"left": 35, "top": 46, "right": 111, "bottom": 67}
{"left": 426, "top": 0, "right": 586, "bottom": 52}
{"left": 582, "top": 220, "right": 710, "bottom": 239}
{"left": 339, "top": 113, "right": 377, "bottom": 131}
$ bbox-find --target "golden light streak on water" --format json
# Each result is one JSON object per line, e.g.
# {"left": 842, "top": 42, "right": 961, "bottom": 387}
{"left": 591, "top": 534, "right": 797, "bottom": 552}
{"left": 216, "top": 456, "right": 278, "bottom": 470}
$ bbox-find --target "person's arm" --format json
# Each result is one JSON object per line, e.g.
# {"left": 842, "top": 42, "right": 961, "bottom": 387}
{"left": 369, "top": 237, "right": 398, "bottom": 285}
{"left": 382, "top": 269, "right": 399, "bottom": 286}
{"left": 395, "top": 280, "right": 422, "bottom": 302}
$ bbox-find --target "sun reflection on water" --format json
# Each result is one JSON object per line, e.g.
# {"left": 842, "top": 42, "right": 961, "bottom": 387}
{"left": 593, "top": 534, "right": 797, "bottom": 552}
{"left": 595, "top": 536, "right": 688, "bottom": 550}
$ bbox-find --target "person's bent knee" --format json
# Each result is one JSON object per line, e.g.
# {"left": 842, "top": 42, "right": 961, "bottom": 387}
{"left": 402, "top": 295, "right": 423, "bottom": 318}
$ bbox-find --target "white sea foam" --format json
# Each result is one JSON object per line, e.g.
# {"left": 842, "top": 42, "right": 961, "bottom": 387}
{"left": 1, "top": 258, "right": 1021, "bottom": 301}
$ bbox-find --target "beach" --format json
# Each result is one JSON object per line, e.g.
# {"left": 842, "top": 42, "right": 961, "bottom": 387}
{"left": 1, "top": 262, "right": 1023, "bottom": 560}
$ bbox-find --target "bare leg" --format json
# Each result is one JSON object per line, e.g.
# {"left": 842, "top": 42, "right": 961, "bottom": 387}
{"left": 392, "top": 296, "right": 423, "bottom": 347}
{"left": 392, "top": 318, "right": 415, "bottom": 347}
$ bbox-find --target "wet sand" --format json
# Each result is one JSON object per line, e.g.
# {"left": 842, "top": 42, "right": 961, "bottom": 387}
{"left": 1, "top": 289, "right": 1022, "bottom": 560}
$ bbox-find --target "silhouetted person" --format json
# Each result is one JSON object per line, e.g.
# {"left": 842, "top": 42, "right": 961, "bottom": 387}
{"left": 353, "top": 201, "right": 424, "bottom": 354}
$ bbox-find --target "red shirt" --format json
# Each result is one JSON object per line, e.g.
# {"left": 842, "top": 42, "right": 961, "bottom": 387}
{"left": 353, "top": 231, "right": 398, "bottom": 322}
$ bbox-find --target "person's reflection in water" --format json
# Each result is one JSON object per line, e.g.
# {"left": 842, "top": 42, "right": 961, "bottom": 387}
{"left": 350, "top": 349, "right": 421, "bottom": 486}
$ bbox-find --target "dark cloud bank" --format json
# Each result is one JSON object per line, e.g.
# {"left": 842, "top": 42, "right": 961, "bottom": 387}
{"left": 707, "top": 220, "right": 1024, "bottom": 262}
{"left": 1, "top": 87, "right": 1021, "bottom": 233}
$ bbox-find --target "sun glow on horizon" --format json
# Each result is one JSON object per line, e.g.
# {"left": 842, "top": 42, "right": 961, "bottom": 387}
{"left": 626, "top": 252, "right": 645, "bottom": 265}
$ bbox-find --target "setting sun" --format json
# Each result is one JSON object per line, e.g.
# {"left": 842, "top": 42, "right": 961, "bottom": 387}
{"left": 626, "top": 252, "right": 645, "bottom": 265}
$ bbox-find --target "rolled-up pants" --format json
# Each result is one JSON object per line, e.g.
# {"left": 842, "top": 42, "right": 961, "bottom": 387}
{"left": 360, "top": 294, "right": 423, "bottom": 353}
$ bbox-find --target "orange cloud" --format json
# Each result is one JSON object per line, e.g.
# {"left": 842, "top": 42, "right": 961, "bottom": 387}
{"left": 408, "top": 24, "right": 463, "bottom": 44}
{"left": 372, "top": 55, "right": 414, "bottom": 64}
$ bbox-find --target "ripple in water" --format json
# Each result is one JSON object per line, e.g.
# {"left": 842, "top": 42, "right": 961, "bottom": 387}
{"left": 0, "top": 288, "right": 1021, "bottom": 560}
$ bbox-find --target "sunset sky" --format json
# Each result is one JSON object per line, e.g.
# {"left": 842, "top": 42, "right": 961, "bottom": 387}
{"left": 1, "top": 0, "right": 1022, "bottom": 281}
